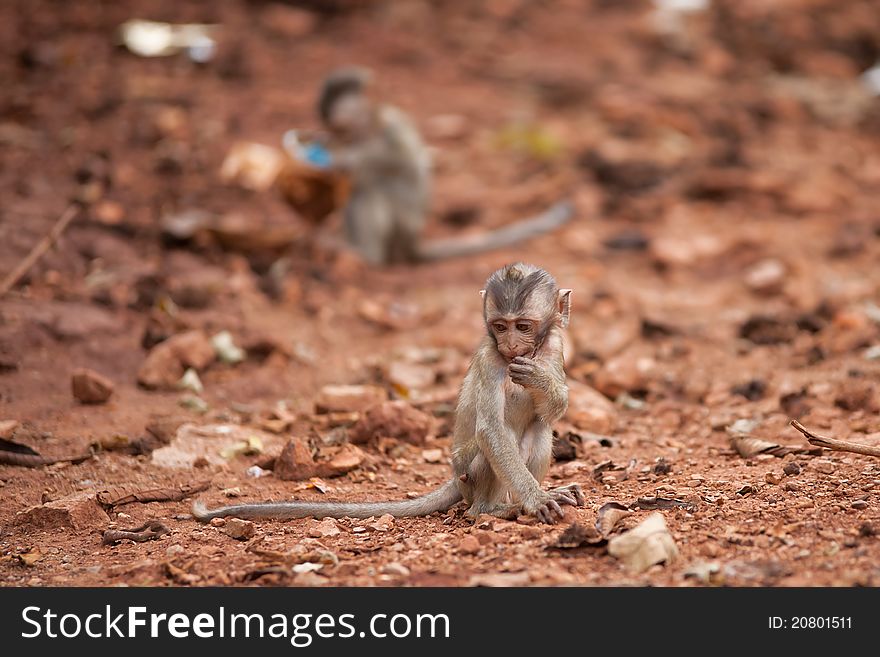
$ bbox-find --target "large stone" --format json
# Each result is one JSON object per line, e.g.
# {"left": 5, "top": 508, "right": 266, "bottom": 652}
{"left": 315, "top": 385, "right": 386, "bottom": 414}
{"left": 71, "top": 368, "right": 114, "bottom": 404}
{"left": 15, "top": 492, "right": 109, "bottom": 531}
{"left": 565, "top": 379, "right": 617, "bottom": 434}
{"left": 348, "top": 401, "right": 434, "bottom": 445}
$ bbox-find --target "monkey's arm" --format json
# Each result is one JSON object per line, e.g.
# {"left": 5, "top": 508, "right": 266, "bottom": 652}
{"left": 508, "top": 355, "right": 568, "bottom": 423}
{"left": 473, "top": 373, "right": 552, "bottom": 513}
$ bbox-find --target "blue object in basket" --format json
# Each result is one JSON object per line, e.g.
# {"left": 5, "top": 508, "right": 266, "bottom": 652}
{"left": 303, "top": 142, "right": 332, "bottom": 168}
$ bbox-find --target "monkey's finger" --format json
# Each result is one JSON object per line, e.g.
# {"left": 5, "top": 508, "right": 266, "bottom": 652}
{"left": 508, "top": 364, "right": 535, "bottom": 373}
{"left": 554, "top": 492, "right": 577, "bottom": 507}
{"left": 511, "top": 356, "right": 535, "bottom": 365}
{"left": 548, "top": 499, "right": 564, "bottom": 519}
{"left": 536, "top": 507, "right": 550, "bottom": 524}
{"left": 571, "top": 486, "right": 586, "bottom": 505}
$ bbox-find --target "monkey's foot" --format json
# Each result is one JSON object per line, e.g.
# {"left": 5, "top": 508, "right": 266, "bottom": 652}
{"left": 466, "top": 502, "right": 519, "bottom": 521}
{"left": 549, "top": 483, "right": 585, "bottom": 507}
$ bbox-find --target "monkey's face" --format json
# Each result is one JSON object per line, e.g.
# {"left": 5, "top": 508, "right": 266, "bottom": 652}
{"left": 327, "top": 93, "right": 374, "bottom": 141}
{"left": 489, "top": 317, "right": 539, "bottom": 361}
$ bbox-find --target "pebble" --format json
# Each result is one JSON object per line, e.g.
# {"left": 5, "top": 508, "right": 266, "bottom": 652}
{"left": 851, "top": 500, "right": 868, "bottom": 510}
{"left": 458, "top": 535, "right": 481, "bottom": 555}
{"left": 308, "top": 518, "right": 341, "bottom": 538}
{"left": 70, "top": 368, "right": 114, "bottom": 404}
{"left": 223, "top": 518, "right": 255, "bottom": 540}
{"left": 765, "top": 472, "right": 783, "bottom": 485}
{"left": 783, "top": 462, "right": 802, "bottom": 476}
{"left": 166, "top": 544, "right": 185, "bottom": 557}
{"left": 380, "top": 562, "right": 411, "bottom": 577}
{"left": 813, "top": 460, "right": 836, "bottom": 474}
{"left": 422, "top": 448, "right": 443, "bottom": 463}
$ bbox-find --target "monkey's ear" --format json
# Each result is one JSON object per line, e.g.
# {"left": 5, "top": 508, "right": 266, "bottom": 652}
{"left": 479, "top": 289, "right": 486, "bottom": 301}
{"left": 557, "top": 289, "right": 572, "bottom": 328}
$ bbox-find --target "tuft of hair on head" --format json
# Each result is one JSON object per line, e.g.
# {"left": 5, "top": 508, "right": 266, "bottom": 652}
{"left": 484, "top": 263, "right": 557, "bottom": 317}
{"left": 318, "top": 67, "right": 373, "bottom": 122}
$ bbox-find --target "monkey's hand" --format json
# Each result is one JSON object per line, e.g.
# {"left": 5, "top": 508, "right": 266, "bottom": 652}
{"left": 508, "top": 357, "right": 549, "bottom": 390}
{"left": 550, "top": 483, "right": 585, "bottom": 507}
{"left": 522, "top": 491, "right": 574, "bottom": 524}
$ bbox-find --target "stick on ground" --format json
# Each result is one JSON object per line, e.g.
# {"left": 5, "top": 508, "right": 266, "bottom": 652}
{"left": 790, "top": 419, "right": 880, "bottom": 458}
{"left": 0, "top": 204, "right": 80, "bottom": 296}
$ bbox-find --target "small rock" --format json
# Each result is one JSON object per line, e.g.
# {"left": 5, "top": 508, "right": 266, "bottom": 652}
{"left": 565, "top": 379, "right": 618, "bottom": 433}
{"left": 14, "top": 492, "right": 109, "bottom": 531}
{"left": 349, "top": 401, "right": 434, "bottom": 445}
{"left": 165, "top": 544, "right": 185, "bottom": 557}
{"left": 71, "top": 368, "right": 114, "bottom": 404}
{"left": 315, "top": 384, "right": 386, "bottom": 414}
{"left": 138, "top": 330, "right": 215, "bottom": 390}
{"left": 246, "top": 465, "right": 270, "bottom": 478}
{"left": 222, "top": 487, "right": 242, "bottom": 498}
{"left": 458, "top": 535, "right": 481, "bottom": 555}
{"left": 308, "top": 518, "right": 341, "bottom": 538}
{"left": 380, "top": 562, "right": 411, "bottom": 577}
{"left": 422, "top": 448, "right": 443, "bottom": 463}
{"left": 744, "top": 259, "right": 786, "bottom": 295}
{"left": 813, "top": 459, "right": 836, "bottom": 475}
{"left": 369, "top": 514, "right": 394, "bottom": 532}
{"left": 212, "top": 331, "right": 245, "bottom": 364}
{"left": 178, "top": 395, "right": 209, "bottom": 413}
{"left": 852, "top": 500, "right": 869, "bottom": 510}
{"left": 783, "top": 481, "right": 801, "bottom": 492}
{"left": 387, "top": 361, "right": 436, "bottom": 392}
{"left": 591, "top": 348, "right": 656, "bottom": 399}
{"left": 177, "top": 368, "right": 203, "bottom": 394}
{"left": 224, "top": 518, "right": 255, "bottom": 540}
{"left": 765, "top": 472, "right": 783, "bottom": 485}
{"left": 783, "top": 462, "right": 802, "bottom": 476}
{"left": 209, "top": 518, "right": 226, "bottom": 527}
{"left": 318, "top": 443, "right": 365, "bottom": 477}
{"left": 274, "top": 437, "right": 317, "bottom": 481}
{"left": 0, "top": 419, "right": 19, "bottom": 439}
{"left": 560, "top": 505, "right": 579, "bottom": 524}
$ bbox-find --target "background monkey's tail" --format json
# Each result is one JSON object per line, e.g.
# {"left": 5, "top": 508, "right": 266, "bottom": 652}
{"left": 416, "top": 200, "right": 574, "bottom": 262}
{"left": 192, "top": 479, "right": 462, "bottom": 522}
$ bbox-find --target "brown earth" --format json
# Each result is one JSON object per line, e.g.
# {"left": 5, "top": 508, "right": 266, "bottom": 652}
{"left": 1, "top": 0, "right": 880, "bottom": 587}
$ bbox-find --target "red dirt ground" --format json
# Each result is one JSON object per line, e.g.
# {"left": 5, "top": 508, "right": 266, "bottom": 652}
{"left": 2, "top": 0, "right": 880, "bottom": 586}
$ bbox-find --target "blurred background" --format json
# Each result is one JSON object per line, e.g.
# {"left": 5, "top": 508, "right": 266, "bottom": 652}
{"left": 2, "top": 0, "right": 880, "bottom": 586}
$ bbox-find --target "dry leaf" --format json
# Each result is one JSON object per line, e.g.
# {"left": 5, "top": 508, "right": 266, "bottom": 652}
{"left": 596, "top": 501, "right": 633, "bottom": 537}
{"left": 555, "top": 523, "right": 607, "bottom": 549}
{"left": 608, "top": 512, "right": 678, "bottom": 572}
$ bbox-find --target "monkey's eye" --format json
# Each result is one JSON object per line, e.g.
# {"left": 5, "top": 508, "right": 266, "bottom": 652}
{"left": 493, "top": 322, "right": 507, "bottom": 333}
{"left": 515, "top": 322, "right": 532, "bottom": 333}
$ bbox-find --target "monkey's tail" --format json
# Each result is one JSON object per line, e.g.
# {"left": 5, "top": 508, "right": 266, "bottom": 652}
{"left": 191, "top": 479, "right": 462, "bottom": 522}
{"left": 416, "top": 200, "right": 574, "bottom": 262}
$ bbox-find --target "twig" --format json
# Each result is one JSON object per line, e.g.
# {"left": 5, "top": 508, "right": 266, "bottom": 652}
{"left": 790, "top": 420, "right": 880, "bottom": 458}
{"left": 102, "top": 520, "right": 170, "bottom": 545}
{"left": 0, "top": 204, "right": 80, "bottom": 296}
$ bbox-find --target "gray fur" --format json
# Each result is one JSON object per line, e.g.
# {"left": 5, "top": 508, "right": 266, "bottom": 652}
{"left": 319, "top": 70, "right": 573, "bottom": 264}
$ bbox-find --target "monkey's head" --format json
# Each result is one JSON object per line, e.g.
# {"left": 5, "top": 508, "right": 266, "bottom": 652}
{"left": 481, "top": 263, "right": 571, "bottom": 361}
{"left": 318, "top": 67, "right": 375, "bottom": 139}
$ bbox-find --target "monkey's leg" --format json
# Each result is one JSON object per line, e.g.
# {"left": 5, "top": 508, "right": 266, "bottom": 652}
{"left": 344, "top": 190, "right": 393, "bottom": 264}
{"left": 459, "top": 452, "right": 510, "bottom": 518}
{"left": 521, "top": 421, "right": 580, "bottom": 521}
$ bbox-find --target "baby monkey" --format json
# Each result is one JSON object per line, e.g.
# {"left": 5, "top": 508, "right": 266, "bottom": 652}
{"left": 316, "top": 67, "right": 574, "bottom": 265}
{"left": 193, "top": 263, "right": 583, "bottom": 524}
